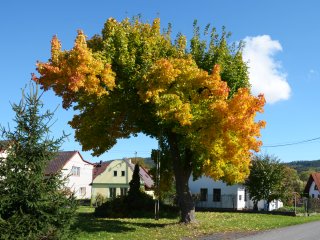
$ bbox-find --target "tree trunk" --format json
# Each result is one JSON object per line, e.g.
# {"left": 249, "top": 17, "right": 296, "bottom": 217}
{"left": 167, "top": 132, "right": 195, "bottom": 223}
{"left": 266, "top": 201, "right": 270, "bottom": 211}
{"left": 174, "top": 169, "right": 195, "bottom": 223}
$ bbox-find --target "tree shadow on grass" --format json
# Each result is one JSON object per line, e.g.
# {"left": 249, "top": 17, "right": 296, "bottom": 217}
{"left": 75, "top": 211, "right": 178, "bottom": 234}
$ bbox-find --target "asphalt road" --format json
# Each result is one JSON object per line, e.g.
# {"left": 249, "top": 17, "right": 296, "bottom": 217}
{"left": 237, "top": 221, "right": 320, "bottom": 240}
{"left": 197, "top": 221, "right": 320, "bottom": 240}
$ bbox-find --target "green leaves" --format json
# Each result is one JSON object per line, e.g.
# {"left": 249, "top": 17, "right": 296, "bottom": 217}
{"left": 245, "top": 154, "right": 286, "bottom": 206}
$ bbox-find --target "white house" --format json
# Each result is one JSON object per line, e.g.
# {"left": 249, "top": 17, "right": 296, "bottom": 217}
{"left": 0, "top": 149, "right": 7, "bottom": 159}
{"left": 45, "top": 151, "right": 94, "bottom": 199}
{"left": 304, "top": 173, "right": 320, "bottom": 198}
{"left": 189, "top": 176, "right": 283, "bottom": 211}
{"left": 0, "top": 141, "right": 8, "bottom": 159}
{"left": 91, "top": 158, "right": 154, "bottom": 201}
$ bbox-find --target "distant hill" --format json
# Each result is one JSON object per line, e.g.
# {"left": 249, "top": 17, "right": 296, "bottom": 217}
{"left": 129, "top": 157, "right": 155, "bottom": 169}
{"left": 285, "top": 159, "right": 320, "bottom": 173}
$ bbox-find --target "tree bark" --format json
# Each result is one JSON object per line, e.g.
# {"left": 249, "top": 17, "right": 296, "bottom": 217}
{"left": 167, "top": 132, "right": 195, "bottom": 223}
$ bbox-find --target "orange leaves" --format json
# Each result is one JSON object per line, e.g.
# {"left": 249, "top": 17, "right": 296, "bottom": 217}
{"left": 139, "top": 58, "right": 266, "bottom": 184}
{"left": 200, "top": 88, "right": 266, "bottom": 183}
{"left": 35, "top": 30, "right": 115, "bottom": 108}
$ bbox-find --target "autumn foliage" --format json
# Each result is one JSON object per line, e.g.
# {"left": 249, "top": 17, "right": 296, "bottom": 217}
{"left": 36, "top": 31, "right": 115, "bottom": 108}
{"left": 34, "top": 17, "right": 265, "bottom": 222}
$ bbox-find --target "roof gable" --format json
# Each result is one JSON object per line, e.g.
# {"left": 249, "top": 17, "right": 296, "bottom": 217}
{"left": 45, "top": 151, "right": 82, "bottom": 175}
{"left": 92, "top": 159, "right": 154, "bottom": 188}
{"left": 92, "top": 161, "right": 112, "bottom": 180}
{"left": 124, "top": 159, "right": 154, "bottom": 188}
{"left": 304, "top": 173, "right": 320, "bottom": 194}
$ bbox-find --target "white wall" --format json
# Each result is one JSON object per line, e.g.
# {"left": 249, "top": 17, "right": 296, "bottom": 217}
{"left": 189, "top": 176, "right": 283, "bottom": 211}
{"left": 62, "top": 153, "right": 93, "bottom": 199}
{"left": 189, "top": 176, "right": 245, "bottom": 210}
{"left": 246, "top": 199, "right": 283, "bottom": 211}
{"left": 309, "top": 181, "right": 320, "bottom": 198}
{"left": 92, "top": 160, "right": 132, "bottom": 199}
{"left": 0, "top": 151, "right": 7, "bottom": 159}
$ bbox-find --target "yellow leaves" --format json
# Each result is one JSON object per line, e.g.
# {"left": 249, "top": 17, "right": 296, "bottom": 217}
{"left": 51, "top": 36, "right": 61, "bottom": 65}
{"left": 200, "top": 87, "right": 266, "bottom": 183}
{"left": 138, "top": 56, "right": 265, "bottom": 183}
{"left": 139, "top": 58, "right": 200, "bottom": 126}
{"left": 151, "top": 18, "right": 161, "bottom": 35}
{"left": 36, "top": 30, "right": 116, "bottom": 108}
{"left": 174, "top": 103, "right": 192, "bottom": 126}
{"left": 139, "top": 57, "right": 231, "bottom": 127}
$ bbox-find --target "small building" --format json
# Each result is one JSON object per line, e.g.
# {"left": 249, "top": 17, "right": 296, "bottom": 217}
{"left": 0, "top": 140, "right": 8, "bottom": 159}
{"left": 189, "top": 176, "right": 283, "bottom": 211}
{"left": 91, "top": 159, "right": 154, "bottom": 202}
{"left": 304, "top": 173, "right": 320, "bottom": 198}
{"left": 45, "top": 151, "right": 94, "bottom": 199}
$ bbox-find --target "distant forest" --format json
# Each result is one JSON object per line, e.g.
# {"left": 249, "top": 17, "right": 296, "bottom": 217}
{"left": 285, "top": 159, "right": 320, "bottom": 172}
{"left": 130, "top": 156, "right": 320, "bottom": 183}
{"left": 285, "top": 159, "right": 320, "bottom": 181}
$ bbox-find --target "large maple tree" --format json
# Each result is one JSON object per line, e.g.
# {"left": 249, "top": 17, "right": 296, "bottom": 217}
{"left": 35, "top": 18, "right": 265, "bottom": 223}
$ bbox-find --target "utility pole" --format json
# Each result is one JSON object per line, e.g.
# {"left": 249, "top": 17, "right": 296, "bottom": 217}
{"left": 155, "top": 141, "right": 161, "bottom": 220}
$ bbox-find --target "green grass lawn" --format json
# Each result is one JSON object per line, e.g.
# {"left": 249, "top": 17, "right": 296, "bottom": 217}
{"left": 74, "top": 206, "right": 320, "bottom": 240}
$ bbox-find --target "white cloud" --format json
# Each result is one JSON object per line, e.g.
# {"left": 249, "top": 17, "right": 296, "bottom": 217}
{"left": 242, "top": 35, "right": 291, "bottom": 104}
{"left": 308, "top": 69, "right": 319, "bottom": 80}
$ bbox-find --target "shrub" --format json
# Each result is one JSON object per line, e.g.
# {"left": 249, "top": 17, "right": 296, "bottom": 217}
{"left": 273, "top": 206, "right": 305, "bottom": 213}
{"left": 94, "top": 193, "right": 106, "bottom": 207}
{"left": 94, "top": 192, "right": 179, "bottom": 218}
{"left": 94, "top": 192, "right": 154, "bottom": 218}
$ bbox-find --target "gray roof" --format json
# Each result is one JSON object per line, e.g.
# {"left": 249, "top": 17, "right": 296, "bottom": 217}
{"left": 45, "top": 151, "right": 93, "bottom": 175}
{"left": 124, "top": 159, "right": 154, "bottom": 188}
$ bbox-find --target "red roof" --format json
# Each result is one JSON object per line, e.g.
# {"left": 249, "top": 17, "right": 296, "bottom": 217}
{"left": 45, "top": 151, "right": 92, "bottom": 175}
{"left": 304, "top": 173, "right": 320, "bottom": 194}
{"left": 92, "top": 161, "right": 112, "bottom": 180}
{"left": 0, "top": 140, "right": 9, "bottom": 152}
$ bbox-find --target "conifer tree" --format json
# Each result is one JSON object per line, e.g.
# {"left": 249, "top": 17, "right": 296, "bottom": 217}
{"left": 0, "top": 84, "right": 77, "bottom": 239}
{"left": 128, "top": 163, "right": 141, "bottom": 197}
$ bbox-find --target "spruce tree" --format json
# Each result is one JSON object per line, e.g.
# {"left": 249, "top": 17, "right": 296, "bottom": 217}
{"left": 128, "top": 163, "right": 141, "bottom": 197}
{"left": 0, "top": 85, "right": 77, "bottom": 239}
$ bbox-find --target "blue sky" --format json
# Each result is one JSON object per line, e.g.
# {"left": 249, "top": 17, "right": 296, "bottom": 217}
{"left": 1, "top": 0, "right": 320, "bottom": 163}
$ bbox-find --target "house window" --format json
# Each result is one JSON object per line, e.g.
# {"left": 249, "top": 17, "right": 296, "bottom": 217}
{"left": 121, "top": 171, "right": 125, "bottom": 176}
{"left": 109, "top": 188, "right": 116, "bottom": 199}
{"left": 213, "top": 188, "right": 221, "bottom": 202}
{"left": 200, "top": 188, "right": 208, "bottom": 201}
{"left": 239, "top": 195, "right": 242, "bottom": 201}
{"left": 312, "top": 194, "right": 315, "bottom": 198}
{"left": 80, "top": 187, "right": 86, "bottom": 196}
{"left": 120, "top": 187, "right": 128, "bottom": 196}
{"left": 314, "top": 184, "right": 318, "bottom": 190}
{"left": 71, "top": 166, "right": 80, "bottom": 176}
{"left": 114, "top": 171, "right": 117, "bottom": 177}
